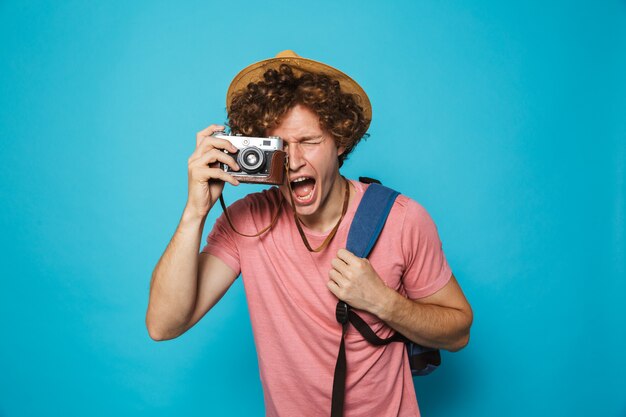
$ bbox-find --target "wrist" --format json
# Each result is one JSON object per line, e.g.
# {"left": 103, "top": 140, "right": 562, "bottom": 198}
{"left": 181, "top": 205, "right": 208, "bottom": 226}
{"left": 373, "top": 286, "right": 401, "bottom": 322}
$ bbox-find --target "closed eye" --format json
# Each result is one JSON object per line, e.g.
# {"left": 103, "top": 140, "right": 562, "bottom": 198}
{"left": 284, "top": 135, "right": 325, "bottom": 150}
{"left": 302, "top": 135, "right": 325, "bottom": 146}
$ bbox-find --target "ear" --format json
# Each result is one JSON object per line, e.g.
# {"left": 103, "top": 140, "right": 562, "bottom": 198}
{"left": 337, "top": 145, "right": 346, "bottom": 156}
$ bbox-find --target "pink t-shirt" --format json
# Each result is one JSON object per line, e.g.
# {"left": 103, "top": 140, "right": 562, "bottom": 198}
{"left": 201, "top": 180, "right": 451, "bottom": 417}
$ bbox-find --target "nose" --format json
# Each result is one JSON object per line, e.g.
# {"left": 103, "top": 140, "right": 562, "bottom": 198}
{"left": 286, "top": 142, "right": 305, "bottom": 172}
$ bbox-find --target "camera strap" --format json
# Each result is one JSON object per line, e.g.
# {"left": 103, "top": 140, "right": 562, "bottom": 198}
{"left": 218, "top": 193, "right": 284, "bottom": 237}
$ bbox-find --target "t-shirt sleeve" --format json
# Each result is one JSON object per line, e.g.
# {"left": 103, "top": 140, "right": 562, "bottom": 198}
{"left": 400, "top": 199, "right": 452, "bottom": 299}
{"left": 200, "top": 203, "right": 243, "bottom": 276}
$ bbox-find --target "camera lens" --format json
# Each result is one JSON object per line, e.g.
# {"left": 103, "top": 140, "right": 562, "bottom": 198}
{"left": 237, "top": 147, "right": 265, "bottom": 174}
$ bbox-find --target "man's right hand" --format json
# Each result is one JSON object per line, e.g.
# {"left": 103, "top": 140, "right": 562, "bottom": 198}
{"left": 185, "top": 124, "right": 241, "bottom": 218}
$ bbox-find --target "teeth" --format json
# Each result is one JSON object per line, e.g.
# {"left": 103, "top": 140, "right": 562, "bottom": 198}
{"left": 289, "top": 177, "right": 315, "bottom": 202}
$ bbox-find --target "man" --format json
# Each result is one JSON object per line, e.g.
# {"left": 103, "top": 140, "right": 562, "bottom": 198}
{"left": 146, "top": 50, "right": 473, "bottom": 417}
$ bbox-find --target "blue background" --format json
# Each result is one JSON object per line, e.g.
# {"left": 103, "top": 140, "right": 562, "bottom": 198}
{"left": 1, "top": 1, "right": 625, "bottom": 416}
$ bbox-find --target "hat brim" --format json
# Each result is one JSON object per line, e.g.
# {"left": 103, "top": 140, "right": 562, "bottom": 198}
{"left": 226, "top": 55, "right": 372, "bottom": 125}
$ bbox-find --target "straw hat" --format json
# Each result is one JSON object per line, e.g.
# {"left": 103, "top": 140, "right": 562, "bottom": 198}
{"left": 226, "top": 50, "right": 372, "bottom": 125}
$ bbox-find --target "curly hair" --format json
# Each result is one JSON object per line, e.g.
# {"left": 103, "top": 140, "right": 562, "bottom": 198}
{"left": 227, "top": 64, "right": 370, "bottom": 167}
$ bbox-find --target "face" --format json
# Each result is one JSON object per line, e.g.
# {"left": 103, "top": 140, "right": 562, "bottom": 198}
{"left": 267, "top": 104, "right": 345, "bottom": 219}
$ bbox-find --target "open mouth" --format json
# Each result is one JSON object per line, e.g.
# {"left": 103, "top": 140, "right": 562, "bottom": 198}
{"left": 290, "top": 177, "right": 316, "bottom": 204}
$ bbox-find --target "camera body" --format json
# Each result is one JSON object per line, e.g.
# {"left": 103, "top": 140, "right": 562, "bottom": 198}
{"left": 212, "top": 131, "right": 286, "bottom": 185}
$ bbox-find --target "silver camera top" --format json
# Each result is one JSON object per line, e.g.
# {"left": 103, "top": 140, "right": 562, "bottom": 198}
{"left": 212, "top": 131, "right": 283, "bottom": 151}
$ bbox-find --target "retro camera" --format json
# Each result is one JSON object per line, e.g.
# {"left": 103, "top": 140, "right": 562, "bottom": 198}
{"left": 212, "top": 131, "right": 286, "bottom": 185}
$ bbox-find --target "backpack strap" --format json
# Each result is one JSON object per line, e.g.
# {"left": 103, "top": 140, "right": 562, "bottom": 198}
{"left": 331, "top": 182, "right": 400, "bottom": 417}
{"left": 330, "top": 180, "right": 441, "bottom": 417}
{"left": 346, "top": 183, "right": 400, "bottom": 258}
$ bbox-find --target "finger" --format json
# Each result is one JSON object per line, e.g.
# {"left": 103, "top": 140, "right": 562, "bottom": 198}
{"left": 328, "top": 269, "right": 349, "bottom": 287}
{"left": 195, "top": 136, "right": 239, "bottom": 155}
{"left": 196, "top": 124, "right": 226, "bottom": 147}
{"left": 193, "top": 166, "right": 240, "bottom": 186}
{"left": 330, "top": 257, "right": 349, "bottom": 275}
{"left": 192, "top": 148, "right": 240, "bottom": 171}
{"left": 326, "top": 280, "right": 342, "bottom": 297}
{"left": 196, "top": 124, "right": 225, "bottom": 140}
{"left": 190, "top": 137, "right": 239, "bottom": 162}
{"left": 336, "top": 248, "right": 360, "bottom": 265}
{"left": 207, "top": 168, "right": 240, "bottom": 186}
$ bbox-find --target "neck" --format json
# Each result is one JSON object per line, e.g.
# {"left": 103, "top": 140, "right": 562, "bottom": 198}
{"left": 298, "top": 173, "right": 351, "bottom": 233}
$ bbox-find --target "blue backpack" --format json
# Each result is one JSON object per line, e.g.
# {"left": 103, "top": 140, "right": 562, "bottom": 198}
{"left": 330, "top": 178, "right": 441, "bottom": 417}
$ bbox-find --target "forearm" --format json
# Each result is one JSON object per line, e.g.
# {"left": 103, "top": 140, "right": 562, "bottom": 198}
{"left": 375, "top": 288, "right": 472, "bottom": 352}
{"left": 146, "top": 207, "right": 207, "bottom": 340}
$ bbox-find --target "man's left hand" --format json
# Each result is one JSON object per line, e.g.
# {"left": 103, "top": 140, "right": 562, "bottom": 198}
{"left": 327, "top": 248, "right": 390, "bottom": 314}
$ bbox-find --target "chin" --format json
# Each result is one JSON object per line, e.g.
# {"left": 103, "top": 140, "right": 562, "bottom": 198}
{"left": 293, "top": 201, "right": 320, "bottom": 218}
